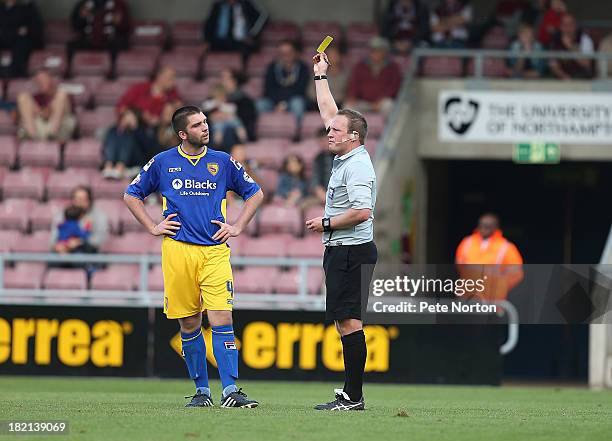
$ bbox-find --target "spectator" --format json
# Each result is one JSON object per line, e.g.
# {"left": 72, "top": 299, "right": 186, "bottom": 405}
{"left": 257, "top": 40, "right": 309, "bottom": 141}
{"left": 220, "top": 68, "right": 257, "bottom": 141}
{"left": 430, "top": 0, "right": 472, "bottom": 48}
{"left": 203, "top": 0, "right": 268, "bottom": 61}
{"left": 203, "top": 83, "right": 248, "bottom": 152}
{"left": 548, "top": 15, "right": 594, "bottom": 80}
{"left": 102, "top": 66, "right": 182, "bottom": 179}
{"left": 276, "top": 154, "right": 308, "bottom": 206}
{"left": 381, "top": 0, "right": 431, "bottom": 53}
{"left": 16, "top": 68, "right": 76, "bottom": 142}
{"left": 521, "top": 0, "right": 548, "bottom": 30}
{"left": 0, "top": 0, "right": 43, "bottom": 78}
{"left": 537, "top": 0, "right": 567, "bottom": 46}
{"left": 67, "top": 0, "right": 132, "bottom": 77}
{"left": 306, "top": 127, "right": 334, "bottom": 207}
{"left": 307, "top": 46, "right": 348, "bottom": 108}
{"left": 508, "top": 22, "right": 546, "bottom": 78}
{"left": 51, "top": 186, "right": 108, "bottom": 255}
{"left": 345, "top": 37, "right": 402, "bottom": 117}
{"left": 227, "top": 143, "right": 259, "bottom": 204}
{"left": 598, "top": 31, "right": 612, "bottom": 77}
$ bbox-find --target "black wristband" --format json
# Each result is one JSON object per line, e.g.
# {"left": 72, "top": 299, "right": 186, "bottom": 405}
{"left": 322, "top": 217, "right": 332, "bottom": 232}
{"left": 314, "top": 75, "right": 328, "bottom": 81}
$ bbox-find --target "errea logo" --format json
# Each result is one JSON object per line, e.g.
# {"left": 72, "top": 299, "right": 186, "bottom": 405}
{"left": 172, "top": 179, "right": 183, "bottom": 189}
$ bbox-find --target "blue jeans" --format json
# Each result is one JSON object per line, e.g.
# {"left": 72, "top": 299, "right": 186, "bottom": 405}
{"left": 257, "top": 96, "right": 306, "bottom": 126}
{"left": 103, "top": 126, "right": 137, "bottom": 166}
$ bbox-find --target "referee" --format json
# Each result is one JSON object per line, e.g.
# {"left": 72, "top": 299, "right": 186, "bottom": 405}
{"left": 306, "top": 51, "right": 378, "bottom": 411}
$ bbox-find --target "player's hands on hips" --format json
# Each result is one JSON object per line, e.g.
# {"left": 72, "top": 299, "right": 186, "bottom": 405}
{"left": 150, "top": 213, "right": 181, "bottom": 236}
{"left": 211, "top": 220, "right": 241, "bottom": 243}
{"left": 313, "top": 53, "right": 329, "bottom": 75}
{"left": 305, "top": 216, "right": 324, "bottom": 233}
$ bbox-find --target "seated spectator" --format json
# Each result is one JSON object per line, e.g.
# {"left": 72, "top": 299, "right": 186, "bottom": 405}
{"left": 304, "top": 127, "right": 334, "bottom": 208}
{"left": 548, "top": 15, "right": 594, "bottom": 80}
{"left": 203, "top": 0, "right": 268, "bottom": 61}
{"left": 227, "top": 143, "right": 259, "bottom": 204}
{"left": 307, "top": 46, "right": 348, "bottom": 108}
{"left": 275, "top": 154, "right": 308, "bottom": 206}
{"left": 257, "top": 40, "right": 309, "bottom": 141}
{"left": 0, "top": 0, "right": 43, "bottom": 78}
{"left": 508, "top": 22, "right": 546, "bottom": 78}
{"left": 381, "top": 0, "right": 431, "bottom": 53}
{"left": 102, "top": 66, "right": 182, "bottom": 179}
{"left": 430, "top": 0, "right": 472, "bottom": 49}
{"left": 67, "top": 0, "right": 132, "bottom": 77}
{"left": 17, "top": 68, "right": 76, "bottom": 142}
{"left": 220, "top": 68, "right": 257, "bottom": 141}
{"left": 203, "top": 83, "right": 248, "bottom": 152}
{"left": 345, "top": 37, "right": 402, "bottom": 117}
{"left": 51, "top": 186, "right": 108, "bottom": 255}
{"left": 537, "top": 0, "right": 567, "bottom": 46}
{"left": 598, "top": 31, "right": 612, "bottom": 77}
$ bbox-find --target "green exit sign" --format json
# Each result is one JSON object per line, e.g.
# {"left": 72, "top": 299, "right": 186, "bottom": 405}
{"left": 513, "top": 142, "right": 560, "bottom": 164}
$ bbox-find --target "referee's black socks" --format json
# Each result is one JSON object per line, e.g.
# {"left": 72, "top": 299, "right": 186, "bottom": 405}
{"left": 341, "top": 329, "right": 367, "bottom": 401}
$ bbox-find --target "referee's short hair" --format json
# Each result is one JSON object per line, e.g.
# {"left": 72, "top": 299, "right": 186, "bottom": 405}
{"left": 171, "top": 106, "right": 203, "bottom": 136}
{"left": 337, "top": 108, "right": 368, "bottom": 144}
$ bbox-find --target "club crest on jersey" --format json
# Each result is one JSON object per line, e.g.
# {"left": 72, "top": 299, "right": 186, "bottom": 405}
{"left": 207, "top": 162, "right": 219, "bottom": 176}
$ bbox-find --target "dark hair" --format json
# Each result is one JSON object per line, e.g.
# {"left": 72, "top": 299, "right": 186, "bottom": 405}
{"left": 281, "top": 154, "right": 306, "bottom": 180}
{"left": 64, "top": 205, "right": 85, "bottom": 221}
{"left": 228, "top": 68, "right": 248, "bottom": 86}
{"left": 71, "top": 185, "right": 92, "bottom": 206}
{"left": 171, "top": 106, "right": 202, "bottom": 136}
{"left": 337, "top": 108, "right": 368, "bottom": 144}
{"left": 279, "top": 39, "right": 300, "bottom": 52}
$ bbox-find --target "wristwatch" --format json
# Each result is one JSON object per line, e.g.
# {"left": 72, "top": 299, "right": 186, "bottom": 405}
{"left": 322, "top": 217, "right": 331, "bottom": 232}
{"left": 314, "top": 75, "right": 328, "bottom": 80}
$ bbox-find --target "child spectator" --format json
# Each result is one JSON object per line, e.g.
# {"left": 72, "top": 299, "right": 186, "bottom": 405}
{"left": 276, "top": 154, "right": 308, "bottom": 206}
{"left": 56, "top": 205, "right": 90, "bottom": 253}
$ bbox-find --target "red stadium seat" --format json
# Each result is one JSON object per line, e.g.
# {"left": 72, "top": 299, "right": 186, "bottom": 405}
{"left": 94, "top": 199, "right": 123, "bottom": 234}
{"left": 148, "top": 236, "right": 163, "bottom": 255}
{"left": 30, "top": 200, "right": 67, "bottom": 232}
{"left": 12, "top": 231, "right": 52, "bottom": 253}
{"left": 365, "top": 138, "right": 378, "bottom": 158}
{"left": 302, "top": 21, "right": 343, "bottom": 47}
{"left": 45, "top": 20, "right": 75, "bottom": 47}
{"left": 466, "top": 58, "right": 508, "bottom": 78}
{"left": 225, "top": 202, "right": 257, "bottom": 236}
{"left": 243, "top": 77, "right": 264, "bottom": 99}
{"left": 18, "top": 140, "right": 61, "bottom": 168}
{"left": 272, "top": 267, "right": 324, "bottom": 294}
{"left": 174, "top": 78, "right": 210, "bottom": 105}
{"left": 94, "top": 78, "right": 145, "bottom": 107}
{"left": 258, "top": 205, "right": 303, "bottom": 236}
{"left": 361, "top": 112, "right": 386, "bottom": 138}
{"left": 0, "top": 111, "right": 15, "bottom": 135}
{"left": 233, "top": 266, "right": 279, "bottom": 294}
{"left": 253, "top": 168, "right": 279, "bottom": 194}
{"left": 0, "top": 136, "right": 17, "bottom": 167}
{"left": 0, "top": 230, "right": 18, "bottom": 252}
{"left": 148, "top": 265, "right": 165, "bottom": 291}
{"left": 43, "top": 268, "right": 88, "bottom": 290}
{"left": 6, "top": 78, "right": 36, "bottom": 101}
{"left": 100, "top": 232, "right": 154, "bottom": 254}
{"left": 421, "top": 56, "right": 464, "bottom": 77}
{"left": 287, "top": 235, "right": 324, "bottom": 258}
{"left": 59, "top": 76, "right": 102, "bottom": 107}
{"left": 246, "top": 52, "right": 276, "bottom": 77}
{"left": 300, "top": 112, "right": 327, "bottom": 138}
{"left": 119, "top": 203, "right": 163, "bottom": 233}
{"left": 203, "top": 52, "right": 242, "bottom": 77}
{"left": 46, "top": 169, "right": 93, "bottom": 200}
{"left": 28, "top": 49, "right": 68, "bottom": 76}
{"left": 4, "top": 263, "right": 47, "bottom": 289}
{"left": 261, "top": 21, "right": 300, "bottom": 45}
{"left": 2, "top": 169, "right": 45, "bottom": 200}
{"left": 0, "top": 199, "right": 33, "bottom": 232}
{"left": 172, "top": 21, "right": 202, "bottom": 46}
{"left": 304, "top": 204, "right": 324, "bottom": 223}
{"left": 226, "top": 234, "right": 244, "bottom": 256}
{"left": 256, "top": 112, "right": 297, "bottom": 138}
{"left": 64, "top": 138, "right": 102, "bottom": 168}
{"left": 78, "top": 107, "right": 116, "bottom": 137}
{"left": 91, "top": 264, "right": 139, "bottom": 291}
{"left": 160, "top": 50, "right": 202, "bottom": 78}
{"left": 116, "top": 50, "right": 160, "bottom": 77}
{"left": 72, "top": 51, "right": 112, "bottom": 77}
{"left": 131, "top": 20, "right": 169, "bottom": 47}
{"left": 241, "top": 234, "right": 293, "bottom": 258}
{"left": 245, "top": 139, "right": 287, "bottom": 168}
{"left": 90, "top": 174, "right": 131, "bottom": 200}
{"left": 288, "top": 139, "right": 321, "bottom": 165}
{"left": 345, "top": 22, "right": 379, "bottom": 48}
{"left": 482, "top": 26, "right": 510, "bottom": 49}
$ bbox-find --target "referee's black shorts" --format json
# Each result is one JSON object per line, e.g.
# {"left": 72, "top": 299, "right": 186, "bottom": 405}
{"left": 323, "top": 241, "right": 378, "bottom": 321}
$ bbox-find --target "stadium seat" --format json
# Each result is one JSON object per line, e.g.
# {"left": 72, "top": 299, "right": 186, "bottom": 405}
{"left": 345, "top": 48, "right": 370, "bottom": 70}
{"left": 2, "top": 169, "right": 45, "bottom": 200}
{"left": 365, "top": 138, "right": 378, "bottom": 158}
{"left": 100, "top": 232, "right": 154, "bottom": 254}
{"left": 18, "top": 140, "right": 61, "bottom": 169}
{"left": 256, "top": 113, "right": 297, "bottom": 138}
{"left": 63, "top": 138, "right": 102, "bottom": 169}
{"left": 4, "top": 263, "right": 46, "bottom": 289}
{"left": 94, "top": 199, "right": 123, "bottom": 234}
{"left": 90, "top": 264, "right": 139, "bottom": 291}
{"left": 302, "top": 21, "right": 343, "bottom": 47}
{"left": 30, "top": 200, "right": 67, "bottom": 232}
{"left": 362, "top": 112, "right": 386, "bottom": 138}
{"left": 287, "top": 235, "right": 324, "bottom": 258}
{"left": 0, "top": 136, "right": 17, "bottom": 167}
{"left": 12, "top": 231, "right": 52, "bottom": 253}
{"left": 6, "top": 78, "right": 35, "bottom": 101}
{"left": 225, "top": 202, "right": 257, "bottom": 236}
{"left": 160, "top": 50, "right": 201, "bottom": 78}
{"left": 147, "top": 265, "right": 164, "bottom": 291}
{"left": 171, "top": 21, "right": 202, "bottom": 46}
{"left": 0, "top": 230, "right": 18, "bottom": 252}
{"left": 260, "top": 21, "right": 300, "bottom": 45}
{"left": 119, "top": 203, "right": 163, "bottom": 233}
{"left": 300, "top": 112, "right": 326, "bottom": 138}
{"left": 94, "top": 78, "right": 145, "bottom": 107}
{"left": 482, "top": 26, "right": 510, "bottom": 49}
{"left": 466, "top": 58, "right": 508, "bottom": 78}
{"left": 46, "top": 169, "right": 93, "bottom": 200}
{"left": 174, "top": 78, "right": 210, "bottom": 105}
{"left": 226, "top": 235, "right": 244, "bottom": 256}
{"left": 241, "top": 234, "right": 292, "bottom": 258}
{"left": 90, "top": 175, "right": 131, "bottom": 200}
{"left": 421, "top": 56, "right": 464, "bottom": 77}
{"left": 44, "top": 20, "right": 75, "bottom": 47}
{"left": 131, "top": 20, "right": 169, "bottom": 47}
{"left": 203, "top": 52, "right": 242, "bottom": 77}
{"left": 243, "top": 77, "right": 264, "bottom": 99}
{"left": 288, "top": 139, "right": 321, "bottom": 165}
{"left": 43, "top": 268, "right": 88, "bottom": 290}
{"left": 233, "top": 266, "right": 279, "bottom": 294}
{"left": 272, "top": 267, "right": 324, "bottom": 295}
{"left": 0, "top": 111, "right": 15, "bottom": 135}
{"left": 59, "top": 76, "right": 102, "bottom": 107}
{"left": 253, "top": 168, "right": 279, "bottom": 194}
{"left": 245, "top": 139, "right": 288, "bottom": 168}
{"left": 148, "top": 236, "right": 163, "bottom": 255}
{"left": 78, "top": 107, "right": 116, "bottom": 137}
{"left": 28, "top": 49, "right": 68, "bottom": 76}
{"left": 258, "top": 205, "right": 303, "bottom": 235}
{"left": 304, "top": 204, "right": 324, "bottom": 223}
{"left": 345, "top": 22, "right": 379, "bottom": 48}
{"left": 392, "top": 54, "right": 412, "bottom": 75}
{"left": 246, "top": 52, "right": 276, "bottom": 77}
{"left": 116, "top": 50, "right": 160, "bottom": 77}
{"left": 72, "top": 51, "right": 112, "bottom": 77}
{"left": 0, "top": 199, "right": 33, "bottom": 232}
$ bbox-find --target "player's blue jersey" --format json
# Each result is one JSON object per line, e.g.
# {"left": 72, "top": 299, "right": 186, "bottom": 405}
{"left": 125, "top": 145, "right": 260, "bottom": 246}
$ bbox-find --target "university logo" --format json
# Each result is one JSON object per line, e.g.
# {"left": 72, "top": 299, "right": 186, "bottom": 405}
{"left": 172, "top": 179, "right": 183, "bottom": 190}
{"left": 443, "top": 95, "right": 480, "bottom": 135}
{"left": 207, "top": 162, "right": 219, "bottom": 176}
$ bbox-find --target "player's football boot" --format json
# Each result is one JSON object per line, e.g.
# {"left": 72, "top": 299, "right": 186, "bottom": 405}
{"left": 219, "top": 388, "right": 259, "bottom": 408}
{"left": 184, "top": 390, "right": 214, "bottom": 407}
{"left": 314, "top": 388, "right": 365, "bottom": 411}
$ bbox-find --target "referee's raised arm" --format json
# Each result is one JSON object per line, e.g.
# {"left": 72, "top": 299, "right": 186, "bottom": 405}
{"left": 312, "top": 52, "right": 338, "bottom": 128}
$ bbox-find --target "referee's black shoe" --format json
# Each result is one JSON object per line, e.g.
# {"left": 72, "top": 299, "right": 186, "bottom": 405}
{"left": 220, "top": 388, "right": 259, "bottom": 408}
{"left": 185, "top": 390, "right": 214, "bottom": 407}
{"left": 314, "top": 388, "right": 365, "bottom": 411}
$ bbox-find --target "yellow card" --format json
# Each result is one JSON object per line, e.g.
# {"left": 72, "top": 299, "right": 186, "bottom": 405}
{"left": 317, "top": 36, "right": 333, "bottom": 53}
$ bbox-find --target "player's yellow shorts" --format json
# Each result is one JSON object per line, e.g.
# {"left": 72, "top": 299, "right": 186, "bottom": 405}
{"left": 161, "top": 237, "right": 234, "bottom": 319}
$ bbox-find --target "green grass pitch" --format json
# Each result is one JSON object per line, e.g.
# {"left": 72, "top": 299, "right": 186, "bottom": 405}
{"left": 1, "top": 376, "right": 611, "bottom": 441}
